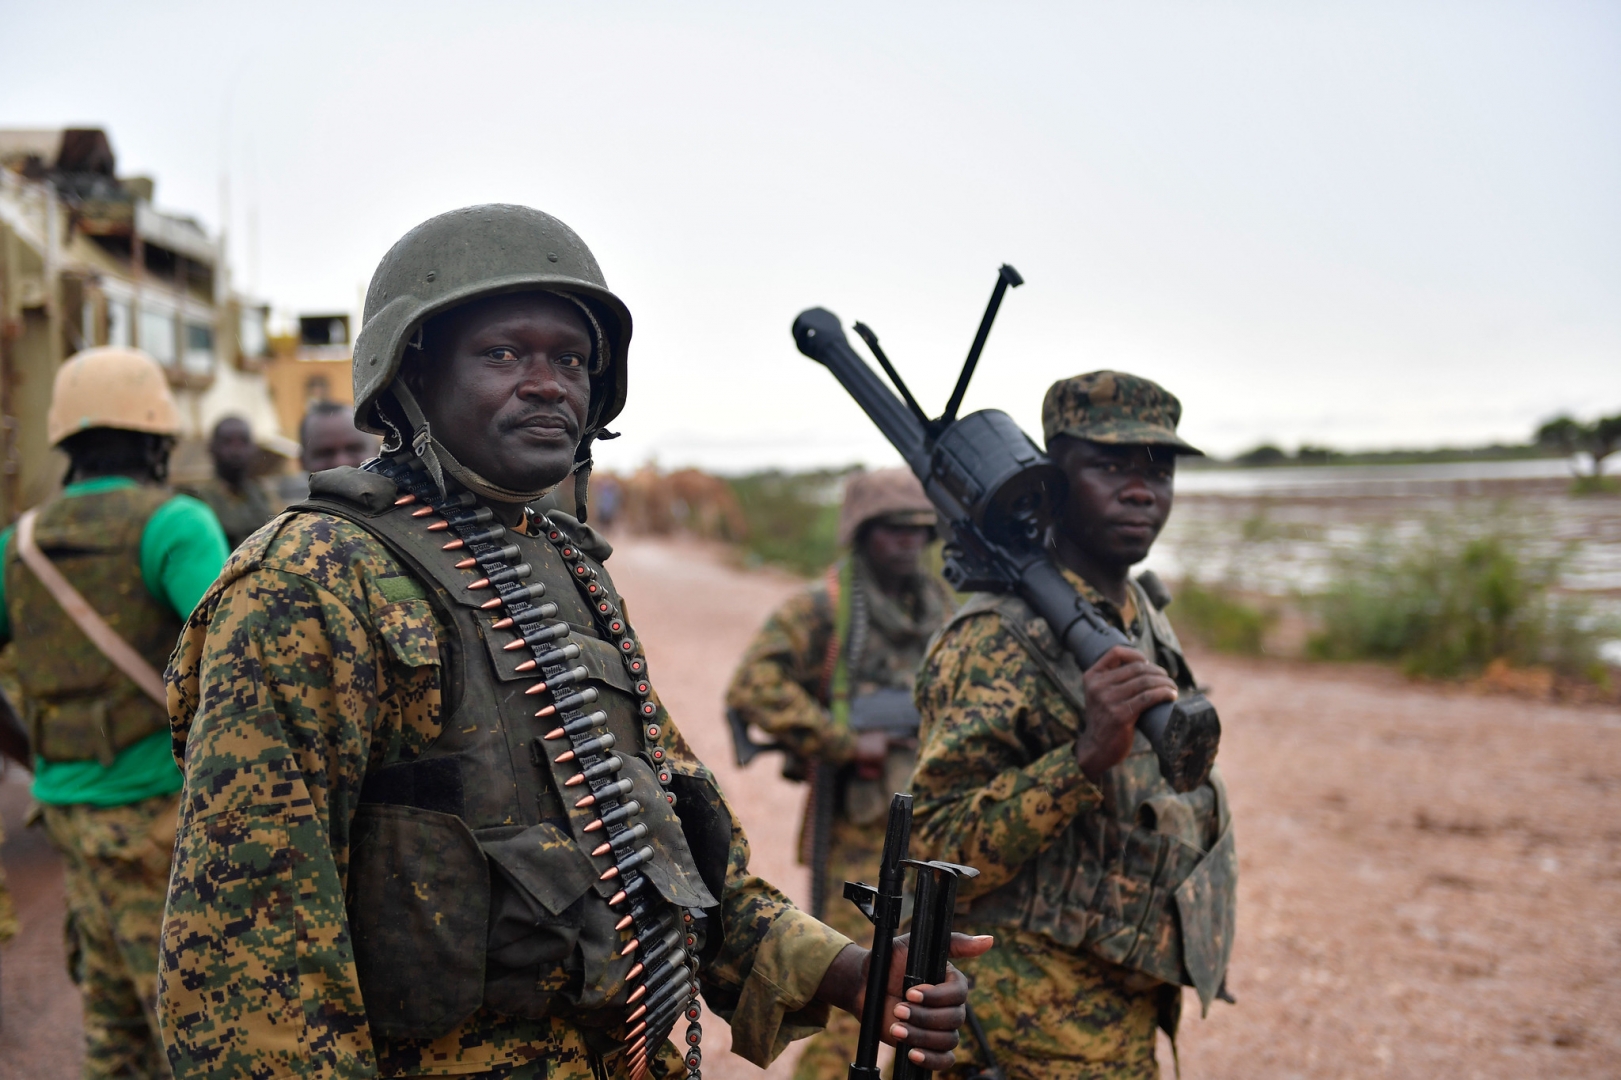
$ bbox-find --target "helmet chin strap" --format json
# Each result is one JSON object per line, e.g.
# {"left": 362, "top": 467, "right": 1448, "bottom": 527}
{"left": 387, "top": 383, "right": 557, "bottom": 505}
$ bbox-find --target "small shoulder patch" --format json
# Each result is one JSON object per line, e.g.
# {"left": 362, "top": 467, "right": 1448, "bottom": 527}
{"left": 376, "top": 575, "right": 428, "bottom": 603}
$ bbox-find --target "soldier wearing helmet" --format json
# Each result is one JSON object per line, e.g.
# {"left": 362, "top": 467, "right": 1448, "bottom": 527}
{"left": 157, "top": 206, "right": 986, "bottom": 1080}
{"left": 910, "top": 372, "right": 1237, "bottom": 1080}
{"left": 0, "top": 346, "right": 229, "bottom": 1079}
{"left": 724, "top": 467, "right": 957, "bottom": 1080}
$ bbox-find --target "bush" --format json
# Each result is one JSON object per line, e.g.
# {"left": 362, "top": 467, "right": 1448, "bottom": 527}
{"left": 1172, "top": 579, "right": 1274, "bottom": 655}
{"left": 1570, "top": 474, "right": 1620, "bottom": 497}
{"left": 727, "top": 469, "right": 854, "bottom": 576}
{"left": 1306, "top": 525, "right": 1611, "bottom": 679}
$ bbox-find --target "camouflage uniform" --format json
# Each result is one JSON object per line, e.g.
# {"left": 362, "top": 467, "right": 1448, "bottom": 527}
{"left": 43, "top": 794, "right": 179, "bottom": 1078}
{"left": 181, "top": 475, "right": 273, "bottom": 550}
{"left": 159, "top": 471, "right": 852, "bottom": 1080}
{"left": 909, "top": 373, "right": 1235, "bottom": 1080}
{"left": 0, "top": 815, "right": 17, "bottom": 944}
{"left": 725, "top": 472, "right": 953, "bottom": 1080}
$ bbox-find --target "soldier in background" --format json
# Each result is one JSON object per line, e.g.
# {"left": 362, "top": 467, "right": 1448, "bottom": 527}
{"left": 726, "top": 467, "right": 957, "bottom": 1080}
{"left": 0, "top": 347, "right": 228, "bottom": 1079}
{"left": 910, "top": 372, "right": 1236, "bottom": 1080}
{"left": 184, "top": 415, "right": 273, "bottom": 548}
{"left": 300, "top": 399, "right": 380, "bottom": 473}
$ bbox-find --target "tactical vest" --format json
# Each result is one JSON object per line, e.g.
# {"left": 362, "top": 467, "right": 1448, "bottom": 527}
{"left": 945, "top": 580, "right": 1237, "bottom": 1015}
{"left": 820, "top": 558, "right": 944, "bottom": 826}
{"left": 3, "top": 484, "right": 182, "bottom": 764}
{"left": 297, "top": 466, "right": 724, "bottom": 1046}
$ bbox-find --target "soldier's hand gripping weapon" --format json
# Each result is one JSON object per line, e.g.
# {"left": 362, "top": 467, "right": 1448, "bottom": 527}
{"left": 791, "top": 268, "right": 1219, "bottom": 792}
{"left": 845, "top": 793, "right": 977, "bottom": 1080}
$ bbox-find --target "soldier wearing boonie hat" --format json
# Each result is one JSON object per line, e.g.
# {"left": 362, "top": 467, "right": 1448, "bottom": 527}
{"left": 911, "top": 371, "right": 1238, "bottom": 1080}
{"left": 727, "top": 467, "right": 957, "bottom": 1080}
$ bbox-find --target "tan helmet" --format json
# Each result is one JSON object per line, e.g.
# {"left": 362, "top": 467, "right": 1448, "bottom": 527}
{"left": 46, "top": 346, "right": 181, "bottom": 447}
{"left": 836, "top": 467, "right": 937, "bottom": 548}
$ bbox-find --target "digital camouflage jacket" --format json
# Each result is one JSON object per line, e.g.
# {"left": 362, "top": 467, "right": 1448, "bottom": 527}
{"left": 159, "top": 475, "right": 849, "bottom": 1080}
{"left": 725, "top": 553, "right": 954, "bottom": 786}
{"left": 910, "top": 570, "right": 1235, "bottom": 1018}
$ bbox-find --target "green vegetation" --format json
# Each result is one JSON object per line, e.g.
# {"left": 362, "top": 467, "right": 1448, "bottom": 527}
{"left": 1171, "top": 580, "right": 1274, "bottom": 655}
{"left": 1214, "top": 442, "right": 1557, "bottom": 469}
{"left": 1306, "top": 524, "right": 1611, "bottom": 680}
{"left": 1570, "top": 474, "right": 1621, "bottom": 496}
{"left": 1217, "top": 408, "right": 1621, "bottom": 476}
{"left": 726, "top": 468, "right": 854, "bottom": 575}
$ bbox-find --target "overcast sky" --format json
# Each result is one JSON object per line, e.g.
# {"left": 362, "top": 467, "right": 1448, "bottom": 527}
{"left": 3, "top": 1, "right": 1617, "bottom": 471}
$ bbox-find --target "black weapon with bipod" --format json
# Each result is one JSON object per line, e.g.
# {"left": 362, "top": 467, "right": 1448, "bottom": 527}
{"left": 790, "top": 266, "right": 1220, "bottom": 793}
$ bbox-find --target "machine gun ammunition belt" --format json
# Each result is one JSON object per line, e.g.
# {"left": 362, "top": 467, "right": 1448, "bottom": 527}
{"left": 371, "top": 455, "right": 704, "bottom": 1080}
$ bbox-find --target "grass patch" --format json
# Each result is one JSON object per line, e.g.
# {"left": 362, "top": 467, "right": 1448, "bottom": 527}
{"left": 1570, "top": 474, "right": 1621, "bottom": 496}
{"left": 1306, "top": 524, "right": 1613, "bottom": 680}
{"left": 727, "top": 468, "right": 854, "bottom": 576}
{"left": 1171, "top": 580, "right": 1275, "bottom": 655}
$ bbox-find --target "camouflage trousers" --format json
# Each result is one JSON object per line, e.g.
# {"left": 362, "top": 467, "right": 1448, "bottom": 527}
{"left": 0, "top": 813, "right": 19, "bottom": 945}
{"left": 792, "top": 816, "right": 884, "bottom": 1080}
{"left": 941, "top": 929, "right": 1164, "bottom": 1080}
{"left": 42, "top": 794, "right": 178, "bottom": 1080}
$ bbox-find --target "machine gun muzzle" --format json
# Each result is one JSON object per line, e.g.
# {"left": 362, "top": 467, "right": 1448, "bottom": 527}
{"left": 793, "top": 294, "right": 1219, "bottom": 794}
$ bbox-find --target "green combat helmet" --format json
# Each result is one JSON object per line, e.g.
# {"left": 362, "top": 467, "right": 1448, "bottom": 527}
{"left": 352, "top": 203, "right": 633, "bottom": 518}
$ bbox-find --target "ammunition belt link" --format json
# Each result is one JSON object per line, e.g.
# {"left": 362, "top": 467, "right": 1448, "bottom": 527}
{"left": 373, "top": 456, "right": 704, "bottom": 1080}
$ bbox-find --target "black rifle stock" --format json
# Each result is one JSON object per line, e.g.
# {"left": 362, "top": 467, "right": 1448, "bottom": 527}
{"left": 791, "top": 289, "right": 1219, "bottom": 794}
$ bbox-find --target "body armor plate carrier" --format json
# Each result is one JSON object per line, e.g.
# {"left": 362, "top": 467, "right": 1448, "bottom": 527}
{"left": 3, "top": 484, "right": 181, "bottom": 764}
{"left": 297, "top": 463, "right": 724, "bottom": 1073}
{"left": 947, "top": 583, "right": 1237, "bottom": 1015}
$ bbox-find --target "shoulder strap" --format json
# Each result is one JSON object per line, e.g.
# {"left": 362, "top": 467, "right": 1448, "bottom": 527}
{"left": 817, "top": 560, "right": 856, "bottom": 724}
{"left": 15, "top": 508, "right": 168, "bottom": 708}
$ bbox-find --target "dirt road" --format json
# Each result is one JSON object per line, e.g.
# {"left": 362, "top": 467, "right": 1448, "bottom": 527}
{"left": 3, "top": 535, "right": 1618, "bottom": 1077}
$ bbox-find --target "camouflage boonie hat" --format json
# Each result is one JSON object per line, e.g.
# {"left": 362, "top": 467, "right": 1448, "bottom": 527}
{"left": 1042, "top": 370, "right": 1203, "bottom": 455}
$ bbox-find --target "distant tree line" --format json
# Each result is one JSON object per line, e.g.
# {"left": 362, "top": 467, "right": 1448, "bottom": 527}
{"left": 1535, "top": 413, "right": 1621, "bottom": 478}
{"left": 1227, "top": 409, "right": 1621, "bottom": 475}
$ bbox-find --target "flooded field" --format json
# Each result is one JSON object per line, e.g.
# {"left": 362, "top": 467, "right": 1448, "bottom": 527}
{"left": 1141, "top": 460, "right": 1621, "bottom": 657}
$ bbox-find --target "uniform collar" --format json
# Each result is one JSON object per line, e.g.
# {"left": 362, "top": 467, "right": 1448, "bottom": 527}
{"left": 63, "top": 476, "right": 139, "bottom": 497}
{"left": 1056, "top": 564, "right": 1139, "bottom": 636}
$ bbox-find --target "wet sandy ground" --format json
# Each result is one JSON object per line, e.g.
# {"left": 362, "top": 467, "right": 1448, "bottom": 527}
{"left": 3, "top": 534, "right": 1618, "bottom": 1077}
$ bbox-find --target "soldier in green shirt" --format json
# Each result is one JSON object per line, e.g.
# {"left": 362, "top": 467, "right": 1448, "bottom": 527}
{"left": 0, "top": 346, "right": 229, "bottom": 1079}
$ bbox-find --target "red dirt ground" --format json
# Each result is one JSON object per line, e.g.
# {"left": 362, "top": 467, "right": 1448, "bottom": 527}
{"left": 3, "top": 535, "right": 1618, "bottom": 1077}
